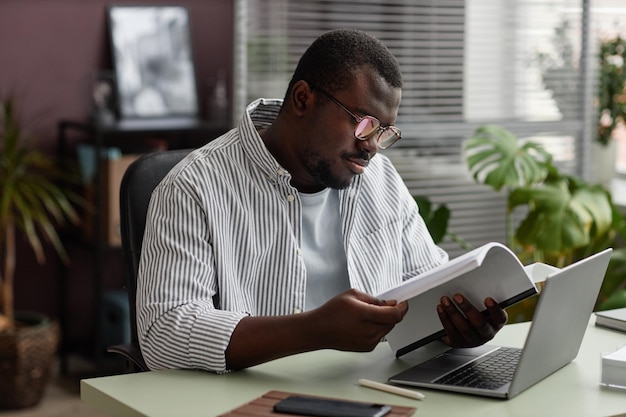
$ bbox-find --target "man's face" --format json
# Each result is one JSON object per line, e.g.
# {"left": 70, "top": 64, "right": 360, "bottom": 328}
{"left": 297, "top": 68, "right": 401, "bottom": 192}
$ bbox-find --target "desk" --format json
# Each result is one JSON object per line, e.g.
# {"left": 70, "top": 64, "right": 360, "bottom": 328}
{"left": 81, "top": 319, "right": 626, "bottom": 417}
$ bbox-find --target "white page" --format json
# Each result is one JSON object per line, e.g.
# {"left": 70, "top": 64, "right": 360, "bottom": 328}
{"left": 380, "top": 242, "right": 539, "bottom": 355}
{"left": 378, "top": 242, "right": 515, "bottom": 302}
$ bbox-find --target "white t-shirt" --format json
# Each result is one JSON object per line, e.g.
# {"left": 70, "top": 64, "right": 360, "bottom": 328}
{"left": 300, "top": 188, "right": 350, "bottom": 310}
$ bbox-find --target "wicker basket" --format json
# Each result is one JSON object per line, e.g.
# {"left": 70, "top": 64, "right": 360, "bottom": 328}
{"left": 0, "top": 312, "right": 59, "bottom": 409}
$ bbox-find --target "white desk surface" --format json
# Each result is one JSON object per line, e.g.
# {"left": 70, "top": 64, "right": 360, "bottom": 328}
{"left": 81, "top": 319, "right": 626, "bottom": 417}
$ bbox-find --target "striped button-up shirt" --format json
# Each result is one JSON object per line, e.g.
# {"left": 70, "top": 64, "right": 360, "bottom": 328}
{"left": 137, "top": 98, "right": 448, "bottom": 373}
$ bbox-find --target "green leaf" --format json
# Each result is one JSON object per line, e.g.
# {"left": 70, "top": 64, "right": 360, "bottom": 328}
{"left": 509, "top": 178, "right": 614, "bottom": 256}
{"left": 599, "top": 249, "right": 626, "bottom": 298}
{"left": 598, "top": 289, "right": 626, "bottom": 310}
{"left": 1, "top": 95, "right": 83, "bottom": 268}
{"left": 413, "top": 196, "right": 432, "bottom": 219}
{"left": 429, "top": 206, "right": 451, "bottom": 244}
{"left": 464, "top": 125, "right": 553, "bottom": 191}
{"left": 414, "top": 196, "right": 450, "bottom": 244}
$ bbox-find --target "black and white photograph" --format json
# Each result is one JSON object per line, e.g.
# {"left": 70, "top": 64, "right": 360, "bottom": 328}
{"left": 108, "top": 6, "right": 198, "bottom": 118}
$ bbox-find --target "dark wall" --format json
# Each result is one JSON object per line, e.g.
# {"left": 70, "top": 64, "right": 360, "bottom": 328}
{"left": 1, "top": 0, "right": 233, "bottom": 352}
{"left": 1, "top": 0, "right": 233, "bottom": 149}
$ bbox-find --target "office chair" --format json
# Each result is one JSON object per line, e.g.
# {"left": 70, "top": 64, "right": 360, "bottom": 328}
{"left": 108, "top": 149, "right": 192, "bottom": 372}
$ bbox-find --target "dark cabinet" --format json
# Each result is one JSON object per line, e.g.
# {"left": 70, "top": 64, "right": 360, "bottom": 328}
{"left": 56, "top": 117, "right": 228, "bottom": 373}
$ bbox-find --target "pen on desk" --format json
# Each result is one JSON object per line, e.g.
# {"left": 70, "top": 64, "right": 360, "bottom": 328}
{"left": 358, "top": 378, "right": 426, "bottom": 400}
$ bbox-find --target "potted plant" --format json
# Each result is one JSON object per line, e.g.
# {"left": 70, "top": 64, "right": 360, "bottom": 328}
{"left": 464, "top": 125, "right": 626, "bottom": 318}
{"left": 0, "top": 95, "right": 81, "bottom": 409}
{"left": 596, "top": 35, "right": 626, "bottom": 147}
{"left": 593, "top": 35, "right": 626, "bottom": 184}
{"left": 538, "top": 22, "right": 626, "bottom": 183}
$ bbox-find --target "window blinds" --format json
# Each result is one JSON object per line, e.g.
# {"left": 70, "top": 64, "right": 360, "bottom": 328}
{"left": 233, "top": 0, "right": 593, "bottom": 257}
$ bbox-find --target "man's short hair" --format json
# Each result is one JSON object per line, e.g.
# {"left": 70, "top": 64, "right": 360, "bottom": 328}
{"left": 287, "top": 28, "right": 403, "bottom": 95}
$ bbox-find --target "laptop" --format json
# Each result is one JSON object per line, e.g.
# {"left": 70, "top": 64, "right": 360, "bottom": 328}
{"left": 388, "top": 248, "right": 612, "bottom": 399}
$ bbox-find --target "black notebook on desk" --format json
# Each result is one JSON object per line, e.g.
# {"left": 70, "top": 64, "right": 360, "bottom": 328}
{"left": 595, "top": 308, "right": 626, "bottom": 332}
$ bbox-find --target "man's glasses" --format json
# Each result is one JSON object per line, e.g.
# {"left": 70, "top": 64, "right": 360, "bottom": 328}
{"left": 310, "top": 84, "right": 402, "bottom": 149}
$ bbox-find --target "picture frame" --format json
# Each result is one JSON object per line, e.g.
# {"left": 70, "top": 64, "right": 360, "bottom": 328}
{"left": 107, "top": 5, "right": 199, "bottom": 119}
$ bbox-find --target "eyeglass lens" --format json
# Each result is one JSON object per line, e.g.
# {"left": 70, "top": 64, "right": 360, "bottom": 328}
{"left": 354, "top": 117, "right": 379, "bottom": 139}
{"left": 308, "top": 81, "right": 401, "bottom": 149}
{"left": 355, "top": 117, "right": 399, "bottom": 149}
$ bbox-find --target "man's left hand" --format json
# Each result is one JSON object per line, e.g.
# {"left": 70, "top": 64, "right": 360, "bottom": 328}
{"left": 437, "top": 294, "right": 508, "bottom": 348}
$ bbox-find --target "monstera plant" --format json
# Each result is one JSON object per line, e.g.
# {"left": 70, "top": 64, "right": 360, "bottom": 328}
{"left": 464, "top": 124, "right": 626, "bottom": 311}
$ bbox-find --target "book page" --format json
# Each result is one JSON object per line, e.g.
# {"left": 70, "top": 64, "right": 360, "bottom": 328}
{"left": 381, "top": 242, "right": 538, "bottom": 356}
{"left": 378, "top": 242, "right": 521, "bottom": 302}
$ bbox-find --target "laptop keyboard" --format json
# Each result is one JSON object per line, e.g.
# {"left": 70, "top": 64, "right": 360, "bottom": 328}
{"left": 433, "top": 347, "right": 521, "bottom": 390}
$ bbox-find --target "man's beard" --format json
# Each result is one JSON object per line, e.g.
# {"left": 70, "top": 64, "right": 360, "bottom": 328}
{"left": 302, "top": 148, "right": 352, "bottom": 190}
{"left": 301, "top": 143, "right": 371, "bottom": 190}
{"left": 308, "top": 158, "right": 351, "bottom": 190}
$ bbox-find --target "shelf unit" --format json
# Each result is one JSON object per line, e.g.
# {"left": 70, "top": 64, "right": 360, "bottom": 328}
{"left": 56, "top": 117, "right": 228, "bottom": 373}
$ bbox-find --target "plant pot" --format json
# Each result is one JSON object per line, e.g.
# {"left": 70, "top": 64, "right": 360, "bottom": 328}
{"left": 591, "top": 139, "right": 617, "bottom": 186}
{"left": 0, "top": 312, "right": 59, "bottom": 409}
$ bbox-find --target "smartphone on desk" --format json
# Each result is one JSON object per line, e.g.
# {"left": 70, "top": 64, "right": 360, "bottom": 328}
{"left": 273, "top": 395, "right": 392, "bottom": 417}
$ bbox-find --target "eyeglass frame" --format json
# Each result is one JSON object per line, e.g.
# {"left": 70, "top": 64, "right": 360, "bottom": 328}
{"left": 307, "top": 82, "right": 402, "bottom": 150}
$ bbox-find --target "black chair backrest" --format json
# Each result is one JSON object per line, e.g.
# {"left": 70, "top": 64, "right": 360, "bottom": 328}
{"left": 118, "top": 149, "right": 192, "bottom": 370}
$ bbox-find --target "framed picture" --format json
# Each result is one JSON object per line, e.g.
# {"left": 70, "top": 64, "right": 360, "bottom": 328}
{"left": 107, "top": 6, "right": 199, "bottom": 119}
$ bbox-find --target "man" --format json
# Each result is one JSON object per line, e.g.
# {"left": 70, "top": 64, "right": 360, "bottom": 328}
{"left": 137, "top": 28, "right": 507, "bottom": 373}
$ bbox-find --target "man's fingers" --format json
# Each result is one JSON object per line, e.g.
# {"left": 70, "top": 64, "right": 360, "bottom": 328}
{"left": 437, "top": 303, "right": 455, "bottom": 345}
{"left": 437, "top": 296, "right": 476, "bottom": 345}
{"left": 438, "top": 294, "right": 507, "bottom": 347}
{"left": 352, "top": 289, "right": 397, "bottom": 306}
{"left": 485, "top": 297, "right": 508, "bottom": 329}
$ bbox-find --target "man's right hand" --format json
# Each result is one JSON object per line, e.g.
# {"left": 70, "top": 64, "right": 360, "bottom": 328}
{"left": 309, "top": 289, "right": 408, "bottom": 352}
{"left": 225, "top": 289, "right": 407, "bottom": 370}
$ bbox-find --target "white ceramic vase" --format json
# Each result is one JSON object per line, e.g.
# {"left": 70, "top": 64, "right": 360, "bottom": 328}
{"left": 591, "top": 138, "right": 617, "bottom": 187}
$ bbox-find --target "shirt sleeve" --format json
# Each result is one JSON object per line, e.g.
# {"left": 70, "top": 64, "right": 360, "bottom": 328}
{"left": 136, "top": 182, "right": 247, "bottom": 373}
{"left": 378, "top": 153, "right": 449, "bottom": 277}
{"left": 342, "top": 155, "right": 449, "bottom": 295}
{"left": 397, "top": 172, "right": 449, "bottom": 279}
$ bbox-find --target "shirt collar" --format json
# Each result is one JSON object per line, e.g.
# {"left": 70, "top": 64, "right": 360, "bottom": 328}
{"left": 238, "top": 98, "right": 363, "bottom": 195}
{"left": 238, "top": 99, "right": 288, "bottom": 182}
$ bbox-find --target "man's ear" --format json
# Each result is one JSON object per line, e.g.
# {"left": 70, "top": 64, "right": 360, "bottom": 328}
{"left": 289, "top": 80, "right": 313, "bottom": 115}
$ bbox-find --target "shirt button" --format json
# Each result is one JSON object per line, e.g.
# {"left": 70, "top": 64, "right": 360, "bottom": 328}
{"left": 277, "top": 168, "right": 287, "bottom": 176}
{"left": 296, "top": 248, "right": 303, "bottom": 256}
{"left": 286, "top": 194, "right": 295, "bottom": 202}
{"left": 293, "top": 308, "right": 302, "bottom": 314}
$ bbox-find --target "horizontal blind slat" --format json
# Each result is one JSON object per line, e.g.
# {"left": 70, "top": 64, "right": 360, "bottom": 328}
{"left": 236, "top": 0, "right": 592, "bottom": 258}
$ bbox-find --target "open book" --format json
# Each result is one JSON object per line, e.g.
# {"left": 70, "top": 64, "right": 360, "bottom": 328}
{"left": 378, "top": 242, "right": 539, "bottom": 357}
